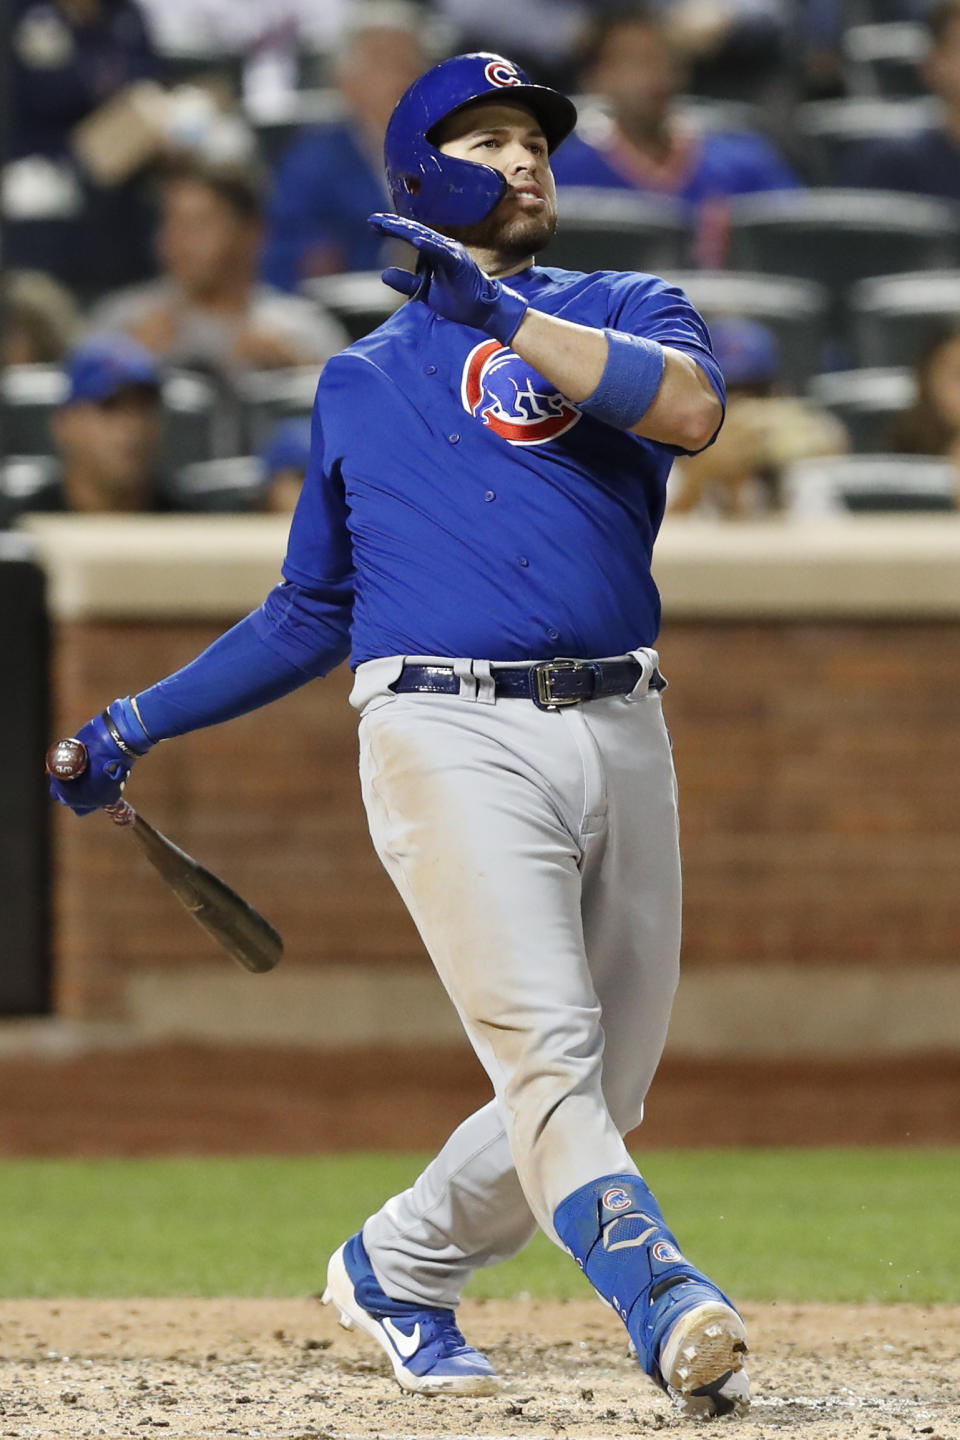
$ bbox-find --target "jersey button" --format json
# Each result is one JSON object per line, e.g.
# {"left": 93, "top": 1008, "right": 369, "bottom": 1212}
{"left": 484, "top": 490, "right": 496, "bottom": 502}
{"left": 518, "top": 556, "right": 529, "bottom": 567}
{"left": 548, "top": 628, "right": 560, "bottom": 640}
{"left": 448, "top": 432, "right": 460, "bottom": 443}
{"left": 424, "top": 365, "right": 437, "bottom": 375}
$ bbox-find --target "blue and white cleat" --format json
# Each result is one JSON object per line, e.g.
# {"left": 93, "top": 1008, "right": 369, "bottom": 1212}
{"left": 322, "top": 1233, "right": 500, "bottom": 1396}
{"left": 653, "top": 1284, "right": 750, "bottom": 1418}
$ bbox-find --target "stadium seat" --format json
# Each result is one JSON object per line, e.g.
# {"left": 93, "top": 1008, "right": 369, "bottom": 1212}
{"left": 161, "top": 370, "right": 220, "bottom": 472}
{"left": 843, "top": 22, "right": 930, "bottom": 97}
{"left": 727, "top": 190, "right": 960, "bottom": 328}
{"left": 807, "top": 367, "right": 916, "bottom": 452}
{"left": 303, "top": 273, "right": 405, "bottom": 342}
{"left": 168, "top": 456, "right": 266, "bottom": 512}
{"left": 793, "top": 97, "right": 940, "bottom": 184}
{"left": 850, "top": 269, "right": 960, "bottom": 368}
{"left": 663, "top": 270, "right": 830, "bottom": 387}
{"left": 674, "top": 96, "right": 768, "bottom": 134}
{"left": 782, "top": 453, "right": 957, "bottom": 514}
{"left": 0, "top": 455, "right": 61, "bottom": 524}
{"left": 0, "top": 364, "right": 220, "bottom": 468}
{"left": 546, "top": 188, "right": 692, "bottom": 273}
{"left": 0, "top": 366, "right": 68, "bottom": 456}
{"left": 244, "top": 87, "right": 344, "bottom": 164}
{"left": 236, "top": 367, "right": 322, "bottom": 450}
{"left": 155, "top": 44, "right": 244, "bottom": 94}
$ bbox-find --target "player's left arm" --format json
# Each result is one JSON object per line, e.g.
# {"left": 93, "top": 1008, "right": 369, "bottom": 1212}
{"left": 508, "top": 308, "right": 722, "bottom": 452}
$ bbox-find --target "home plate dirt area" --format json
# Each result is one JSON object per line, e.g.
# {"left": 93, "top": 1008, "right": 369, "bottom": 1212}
{"left": 0, "top": 1299, "right": 957, "bottom": 1440}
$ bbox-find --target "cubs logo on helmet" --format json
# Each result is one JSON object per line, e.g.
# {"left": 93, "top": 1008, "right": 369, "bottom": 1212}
{"left": 484, "top": 59, "right": 523, "bottom": 88}
{"left": 461, "top": 339, "right": 581, "bottom": 446}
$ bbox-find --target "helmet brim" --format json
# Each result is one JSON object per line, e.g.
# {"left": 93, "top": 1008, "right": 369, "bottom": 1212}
{"left": 427, "top": 85, "right": 578, "bottom": 155}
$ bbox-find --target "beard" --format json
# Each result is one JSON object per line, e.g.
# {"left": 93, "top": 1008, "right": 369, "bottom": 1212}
{"left": 442, "top": 191, "right": 557, "bottom": 261}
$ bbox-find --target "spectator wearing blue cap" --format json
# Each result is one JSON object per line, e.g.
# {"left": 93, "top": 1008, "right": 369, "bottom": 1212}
{"left": 49, "top": 335, "right": 171, "bottom": 511}
{"left": 669, "top": 317, "right": 847, "bottom": 516}
{"left": 259, "top": 417, "right": 311, "bottom": 512}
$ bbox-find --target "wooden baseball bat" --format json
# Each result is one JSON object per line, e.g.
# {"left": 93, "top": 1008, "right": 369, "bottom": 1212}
{"left": 46, "top": 737, "right": 282, "bottom": 974}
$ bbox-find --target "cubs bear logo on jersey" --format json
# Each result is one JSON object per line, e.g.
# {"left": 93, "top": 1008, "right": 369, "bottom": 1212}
{"left": 461, "top": 338, "right": 582, "bottom": 446}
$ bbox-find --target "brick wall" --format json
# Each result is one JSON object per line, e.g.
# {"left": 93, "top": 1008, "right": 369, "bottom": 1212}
{"left": 51, "top": 620, "right": 960, "bottom": 1020}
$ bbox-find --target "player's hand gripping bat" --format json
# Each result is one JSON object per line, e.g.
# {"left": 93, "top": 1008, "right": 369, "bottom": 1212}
{"left": 46, "top": 737, "right": 282, "bottom": 974}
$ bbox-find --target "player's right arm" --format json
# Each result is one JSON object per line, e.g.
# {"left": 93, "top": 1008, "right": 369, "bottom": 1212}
{"left": 50, "top": 388, "right": 354, "bottom": 816}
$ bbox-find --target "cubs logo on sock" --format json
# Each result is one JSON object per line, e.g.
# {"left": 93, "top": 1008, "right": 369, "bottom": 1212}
{"left": 461, "top": 339, "right": 582, "bottom": 446}
{"left": 601, "top": 1186, "right": 633, "bottom": 1212}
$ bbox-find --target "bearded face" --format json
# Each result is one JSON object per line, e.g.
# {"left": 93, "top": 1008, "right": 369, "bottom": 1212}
{"left": 442, "top": 188, "right": 558, "bottom": 260}
{"left": 434, "top": 100, "right": 560, "bottom": 264}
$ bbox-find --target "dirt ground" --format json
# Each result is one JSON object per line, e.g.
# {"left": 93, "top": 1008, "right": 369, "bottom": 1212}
{"left": 1, "top": 1045, "right": 959, "bottom": 1154}
{"left": 0, "top": 1298, "right": 957, "bottom": 1440}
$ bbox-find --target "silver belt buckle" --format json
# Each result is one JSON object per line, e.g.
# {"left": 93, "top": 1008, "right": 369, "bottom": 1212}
{"left": 533, "top": 659, "right": 586, "bottom": 709}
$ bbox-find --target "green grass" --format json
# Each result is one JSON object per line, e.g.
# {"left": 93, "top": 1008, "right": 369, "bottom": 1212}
{"left": 0, "top": 1150, "right": 955, "bottom": 1303}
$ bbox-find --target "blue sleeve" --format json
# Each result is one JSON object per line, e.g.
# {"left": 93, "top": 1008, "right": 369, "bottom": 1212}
{"left": 262, "top": 133, "right": 341, "bottom": 292}
{"left": 711, "top": 133, "right": 801, "bottom": 196}
{"left": 606, "top": 274, "right": 725, "bottom": 455}
{"left": 282, "top": 367, "right": 356, "bottom": 591}
{"left": 133, "top": 578, "right": 352, "bottom": 740}
{"left": 133, "top": 395, "right": 354, "bottom": 741}
{"left": 741, "top": 135, "right": 802, "bottom": 193}
{"left": 550, "top": 133, "right": 625, "bottom": 189}
{"left": 610, "top": 275, "right": 726, "bottom": 402}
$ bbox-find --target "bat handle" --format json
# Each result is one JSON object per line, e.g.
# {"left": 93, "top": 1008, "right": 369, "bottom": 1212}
{"left": 105, "top": 799, "right": 136, "bottom": 827}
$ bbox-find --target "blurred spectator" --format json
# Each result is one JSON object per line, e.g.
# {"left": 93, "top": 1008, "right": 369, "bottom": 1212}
{"left": 47, "top": 336, "right": 171, "bottom": 511}
{"left": 887, "top": 326, "right": 960, "bottom": 465}
{"left": 436, "top": 0, "right": 590, "bottom": 90}
{"left": 135, "top": 0, "right": 351, "bottom": 66}
{"left": 0, "top": 271, "right": 80, "bottom": 365}
{"left": 551, "top": 4, "right": 801, "bottom": 266}
{"left": 259, "top": 417, "right": 311, "bottom": 512}
{"left": 669, "top": 317, "right": 847, "bottom": 515}
{"left": 88, "top": 156, "right": 348, "bottom": 381}
{"left": 262, "top": 3, "right": 427, "bottom": 288}
{"left": 846, "top": 0, "right": 960, "bottom": 200}
{"left": 6, "top": 0, "right": 161, "bottom": 294}
{"left": 660, "top": 0, "right": 791, "bottom": 105}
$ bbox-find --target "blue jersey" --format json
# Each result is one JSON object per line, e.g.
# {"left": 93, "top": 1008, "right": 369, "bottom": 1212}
{"left": 282, "top": 264, "right": 724, "bottom": 666}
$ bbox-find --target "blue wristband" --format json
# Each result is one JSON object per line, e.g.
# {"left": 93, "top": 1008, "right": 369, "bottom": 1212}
{"left": 579, "top": 330, "right": 665, "bottom": 430}
{"left": 109, "top": 696, "right": 155, "bottom": 753}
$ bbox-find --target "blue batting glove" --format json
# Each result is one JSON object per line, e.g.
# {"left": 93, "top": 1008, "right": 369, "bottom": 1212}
{"left": 369, "top": 212, "right": 529, "bottom": 345}
{"left": 48, "top": 698, "right": 153, "bottom": 816}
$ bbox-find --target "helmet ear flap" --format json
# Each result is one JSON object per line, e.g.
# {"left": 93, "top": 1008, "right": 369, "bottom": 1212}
{"left": 388, "top": 148, "right": 507, "bottom": 227}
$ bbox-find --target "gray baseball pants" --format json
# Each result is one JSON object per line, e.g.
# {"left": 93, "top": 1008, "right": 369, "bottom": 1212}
{"left": 348, "top": 649, "right": 682, "bottom": 1309}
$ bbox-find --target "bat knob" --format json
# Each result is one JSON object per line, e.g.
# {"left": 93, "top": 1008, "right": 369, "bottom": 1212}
{"left": 46, "top": 737, "right": 89, "bottom": 780}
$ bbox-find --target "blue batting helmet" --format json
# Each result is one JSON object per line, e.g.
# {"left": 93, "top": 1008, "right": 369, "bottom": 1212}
{"left": 384, "top": 53, "right": 577, "bottom": 228}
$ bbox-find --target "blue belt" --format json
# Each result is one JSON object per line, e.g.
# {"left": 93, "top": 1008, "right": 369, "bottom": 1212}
{"left": 392, "top": 658, "right": 666, "bottom": 711}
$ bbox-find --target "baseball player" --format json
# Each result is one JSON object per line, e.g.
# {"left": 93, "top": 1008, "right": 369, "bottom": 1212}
{"left": 49, "top": 54, "right": 749, "bottom": 1418}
